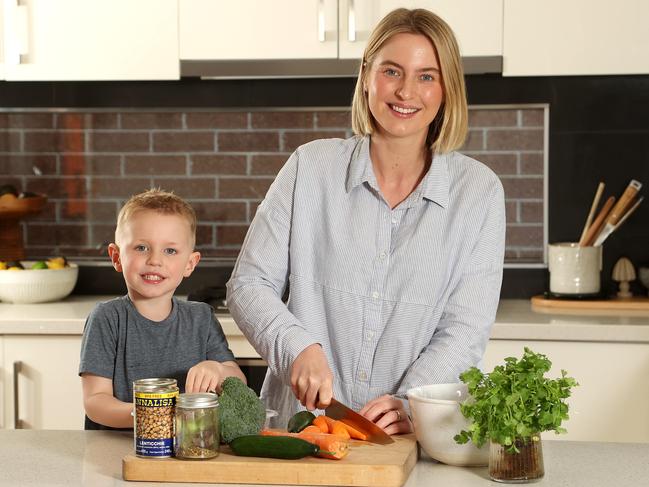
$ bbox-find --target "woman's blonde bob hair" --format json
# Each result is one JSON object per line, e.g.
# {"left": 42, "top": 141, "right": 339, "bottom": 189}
{"left": 351, "top": 8, "right": 468, "bottom": 154}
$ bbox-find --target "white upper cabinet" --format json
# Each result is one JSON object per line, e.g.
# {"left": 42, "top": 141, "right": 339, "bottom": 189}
{"left": 2, "top": 0, "right": 179, "bottom": 81}
{"left": 180, "top": 0, "right": 502, "bottom": 62}
{"left": 180, "top": 0, "right": 338, "bottom": 60}
{"left": 503, "top": 0, "right": 649, "bottom": 76}
{"left": 0, "top": 1, "right": 5, "bottom": 79}
{"left": 338, "top": 0, "right": 503, "bottom": 59}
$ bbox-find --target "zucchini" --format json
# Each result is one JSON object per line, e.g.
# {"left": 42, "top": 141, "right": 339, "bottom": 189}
{"left": 229, "top": 435, "right": 319, "bottom": 460}
{"left": 287, "top": 410, "right": 316, "bottom": 433}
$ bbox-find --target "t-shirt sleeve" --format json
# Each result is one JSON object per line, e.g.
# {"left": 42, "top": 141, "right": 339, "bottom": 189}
{"left": 78, "top": 303, "right": 119, "bottom": 379}
{"left": 206, "top": 314, "right": 236, "bottom": 363}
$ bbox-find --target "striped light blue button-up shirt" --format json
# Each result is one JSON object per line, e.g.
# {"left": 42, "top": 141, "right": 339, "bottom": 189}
{"left": 227, "top": 136, "right": 505, "bottom": 425}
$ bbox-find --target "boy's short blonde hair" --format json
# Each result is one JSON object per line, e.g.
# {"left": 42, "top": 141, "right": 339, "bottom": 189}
{"left": 351, "top": 8, "right": 468, "bottom": 154}
{"left": 116, "top": 188, "right": 197, "bottom": 248}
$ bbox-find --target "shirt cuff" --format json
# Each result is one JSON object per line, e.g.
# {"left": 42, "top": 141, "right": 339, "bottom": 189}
{"left": 280, "top": 324, "right": 320, "bottom": 374}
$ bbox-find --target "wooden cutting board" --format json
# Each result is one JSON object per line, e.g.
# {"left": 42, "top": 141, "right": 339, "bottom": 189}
{"left": 123, "top": 434, "right": 418, "bottom": 487}
{"left": 531, "top": 294, "right": 649, "bottom": 313}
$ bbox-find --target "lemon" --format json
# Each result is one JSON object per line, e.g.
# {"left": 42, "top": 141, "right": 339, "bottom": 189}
{"left": 47, "top": 257, "right": 67, "bottom": 269}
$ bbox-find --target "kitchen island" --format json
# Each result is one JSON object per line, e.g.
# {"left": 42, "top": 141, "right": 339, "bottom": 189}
{"left": 0, "top": 429, "right": 646, "bottom": 487}
{"left": 1, "top": 296, "right": 649, "bottom": 442}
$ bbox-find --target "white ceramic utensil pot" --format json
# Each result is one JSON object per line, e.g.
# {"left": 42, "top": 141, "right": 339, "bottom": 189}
{"left": 548, "top": 243, "right": 602, "bottom": 295}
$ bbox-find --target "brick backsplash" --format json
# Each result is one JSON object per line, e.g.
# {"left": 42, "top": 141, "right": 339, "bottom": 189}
{"left": 0, "top": 107, "right": 546, "bottom": 263}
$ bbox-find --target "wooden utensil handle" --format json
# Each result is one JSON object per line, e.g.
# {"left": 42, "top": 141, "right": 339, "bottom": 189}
{"left": 578, "top": 182, "right": 605, "bottom": 245}
{"left": 606, "top": 180, "right": 642, "bottom": 226}
{"left": 581, "top": 196, "right": 616, "bottom": 246}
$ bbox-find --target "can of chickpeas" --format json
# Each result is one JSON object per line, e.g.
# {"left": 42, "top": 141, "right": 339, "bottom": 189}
{"left": 133, "top": 378, "right": 179, "bottom": 457}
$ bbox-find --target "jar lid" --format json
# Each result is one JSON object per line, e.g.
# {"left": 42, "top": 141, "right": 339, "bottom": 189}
{"left": 133, "top": 378, "right": 177, "bottom": 391}
{"left": 177, "top": 392, "right": 219, "bottom": 408}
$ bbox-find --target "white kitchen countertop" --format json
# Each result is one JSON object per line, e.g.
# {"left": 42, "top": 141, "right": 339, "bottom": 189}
{"left": 1, "top": 296, "right": 648, "bottom": 346}
{"left": 0, "top": 429, "right": 646, "bottom": 487}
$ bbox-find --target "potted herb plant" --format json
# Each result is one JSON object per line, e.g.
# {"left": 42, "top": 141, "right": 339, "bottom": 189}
{"left": 454, "top": 347, "right": 578, "bottom": 483}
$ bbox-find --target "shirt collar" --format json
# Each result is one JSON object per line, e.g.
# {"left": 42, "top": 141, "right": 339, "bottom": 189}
{"left": 346, "top": 136, "right": 374, "bottom": 193}
{"left": 421, "top": 151, "right": 449, "bottom": 208}
{"left": 346, "top": 136, "right": 449, "bottom": 209}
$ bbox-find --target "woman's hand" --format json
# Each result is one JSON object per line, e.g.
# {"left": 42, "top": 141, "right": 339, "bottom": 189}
{"left": 359, "top": 394, "right": 413, "bottom": 435}
{"left": 290, "top": 344, "right": 334, "bottom": 411}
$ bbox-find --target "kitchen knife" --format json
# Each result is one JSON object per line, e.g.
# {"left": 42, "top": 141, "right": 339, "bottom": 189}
{"left": 593, "top": 179, "right": 642, "bottom": 246}
{"left": 325, "top": 398, "right": 395, "bottom": 445}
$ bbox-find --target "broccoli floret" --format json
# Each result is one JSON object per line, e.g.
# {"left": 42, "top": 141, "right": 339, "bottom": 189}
{"left": 219, "top": 377, "right": 266, "bottom": 444}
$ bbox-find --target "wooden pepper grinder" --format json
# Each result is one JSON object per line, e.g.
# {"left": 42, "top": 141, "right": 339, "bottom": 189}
{"left": 612, "top": 257, "right": 636, "bottom": 299}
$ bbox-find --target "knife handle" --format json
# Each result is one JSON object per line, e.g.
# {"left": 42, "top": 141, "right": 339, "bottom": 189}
{"left": 605, "top": 180, "right": 642, "bottom": 227}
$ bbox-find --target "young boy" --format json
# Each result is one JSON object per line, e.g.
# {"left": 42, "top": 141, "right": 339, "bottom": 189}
{"left": 79, "top": 189, "right": 245, "bottom": 429}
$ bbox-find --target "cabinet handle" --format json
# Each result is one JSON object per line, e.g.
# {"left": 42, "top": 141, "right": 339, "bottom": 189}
{"left": 347, "top": 0, "right": 356, "bottom": 42}
{"left": 4, "top": 0, "right": 30, "bottom": 65}
{"left": 13, "top": 361, "right": 23, "bottom": 429}
{"left": 317, "top": 0, "right": 325, "bottom": 42}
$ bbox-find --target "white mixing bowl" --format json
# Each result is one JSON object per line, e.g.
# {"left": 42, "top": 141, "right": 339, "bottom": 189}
{"left": 407, "top": 382, "right": 488, "bottom": 466}
{"left": 0, "top": 262, "right": 78, "bottom": 303}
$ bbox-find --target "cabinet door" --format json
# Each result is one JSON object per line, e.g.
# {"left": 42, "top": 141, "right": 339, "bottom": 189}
{"left": 0, "top": 1, "right": 5, "bottom": 79}
{"left": 3, "top": 335, "right": 84, "bottom": 430}
{"left": 3, "top": 0, "right": 179, "bottom": 81}
{"left": 0, "top": 336, "right": 4, "bottom": 427}
{"left": 485, "top": 340, "right": 649, "bottom": 443}
{"left": 503, "top": 0, "right": 649, "bottom": 75}
{"left": 339, "top": 0, "right": 503, "bottom": 59}
{"left": 180, "top": 0, "right": 338, "bottom": 60}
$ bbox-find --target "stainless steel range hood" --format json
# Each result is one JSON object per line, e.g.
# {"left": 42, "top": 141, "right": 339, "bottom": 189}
{"left": 180, "top": 56, "right": 502, "bottom": 79}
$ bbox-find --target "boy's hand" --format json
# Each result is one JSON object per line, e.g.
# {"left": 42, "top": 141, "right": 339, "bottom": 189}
{"left": 185, "top": 360, "right": 226, "bottom": 393}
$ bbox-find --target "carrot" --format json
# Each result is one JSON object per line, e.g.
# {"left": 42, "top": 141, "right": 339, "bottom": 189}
{"left": 320, "top": 416, "right": 355, "bottom": 440}
{"left": 301, "top": 425, "right": 322, "bottom": 435}
{"left": 337, "top": 421, "right": 368, "bottom": 441}
{"left": 331, "top": 421, "right": 351, "bottom": 440}
{"left": 260, "top": 429, "right": 349, "bottom": 460}
{"left": 321, "top": 415, "right": 337, "bottom": 430}
{"left": 312, "top": 415, "right": 329, "bottom": 433}
{"left": 322, "top": 414, "right": 369, "bottom": 441}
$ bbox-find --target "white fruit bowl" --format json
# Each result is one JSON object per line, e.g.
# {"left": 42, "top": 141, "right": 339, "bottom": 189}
{"left": 407, "top": 382, "right": 488, "bottom": 467}
{"left": 0, "top": 262, "right": 78, "bottom": 303}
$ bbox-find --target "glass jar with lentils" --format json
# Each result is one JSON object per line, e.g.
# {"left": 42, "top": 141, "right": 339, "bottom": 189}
{"left": 133, "top": 378, "right": 179, "bottom": 457}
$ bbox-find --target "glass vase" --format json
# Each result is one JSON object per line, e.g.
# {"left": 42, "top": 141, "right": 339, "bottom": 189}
{"left": 488, "top": 436, "right": 544, "bottom": 483}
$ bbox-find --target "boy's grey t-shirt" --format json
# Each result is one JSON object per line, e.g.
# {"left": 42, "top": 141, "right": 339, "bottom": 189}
{"left": 79, "top": 295, "right": 236, "bottom": 404}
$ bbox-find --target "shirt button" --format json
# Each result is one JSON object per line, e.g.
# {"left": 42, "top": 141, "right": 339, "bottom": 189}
{"left": 371, "top": 291, "right": 380, "bottom": 299}
{"left": 366, "top": 331, "right": 374, "bottom": 341}
{"left": 391, "top": 218, "right": 398, "bottom": 225}
{"left": 359, "top": 371, "right": 368, "bottom": 381}
{"left": 379, "top": 251, "right": 387, "bottom": 260}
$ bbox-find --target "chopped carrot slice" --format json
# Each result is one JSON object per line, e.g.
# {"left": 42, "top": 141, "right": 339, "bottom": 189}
{"left": 338, "top": 421, "right": 368, "bottom": 441}
{"left": 312, "top": 415, "right": 329, "bottom": 434}
{"left": 331, "top": 421, "right": 351, "bottom": 440}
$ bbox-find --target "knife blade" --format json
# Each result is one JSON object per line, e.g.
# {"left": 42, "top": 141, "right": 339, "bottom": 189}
{"left": 325, "top": 398, "right": 394, "bottom": 445}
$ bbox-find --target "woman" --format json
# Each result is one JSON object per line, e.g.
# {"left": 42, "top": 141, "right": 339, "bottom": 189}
{"left": 227, "top": 8, "right": 505, "bottom": 434}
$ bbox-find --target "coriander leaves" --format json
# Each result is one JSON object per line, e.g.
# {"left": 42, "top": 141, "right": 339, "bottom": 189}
{"left": 454, "top": 347, "right": 578, "bottom": 453}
